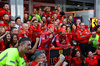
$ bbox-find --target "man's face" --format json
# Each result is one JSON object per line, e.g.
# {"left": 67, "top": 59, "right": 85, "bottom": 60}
{"left": 58, "top": 7, "right": 61, "bottom": 12}
{"left": 22, "top": 41, "right": 31, "bottom": 53}
{"left": 46, "top": 8, "right": 49, "bottom": 12}
{"left": 54, "top": 10, "right": 58, "bottom": 14}
{"left": 3, "top": 4, "right": 9, "bottom": 11}
{"left": 11, "top": 28, "right": 18, "bottom": 34}
{"left": 76, "top": 19, "right": 81, "bottom": 25}
{"left": 23, "top": 24, "right": 29, "bottom": 31}
{"left": 80, "top": 23, "right": 85, "bottom": 30}
{"left": 62, "top": 26, "right": 66, "bottom": 30}
{"left": 10, "top": 21, "right": 15, "bottom": 27}
{"left": 38, "top": 8, "right": 42, "bottom": 13}
{"left": 42, "top": 17, "right": 46, "bottom": 21}
{"left": 91, "top": 31, "right": 96, "bottom": 37}
{"left": 53, "top": 14, "right": 57, "bottom": 19}
{"left": 33, "top": 21, "right": 38, "bottom": 26}
{"left": 54, "top": 21, "right": 58, "bottom": 26}
{"left": 16, "top": 19, "right": 21, "bottom": 25}
{"left": 33, "top": 9, "right": 37, "bottom": 14}
{"left": 69, "top": 16, "right": 72, "bottom": 21}
{"left": 62, "top": 19, "right": 67, "bottom": 24}
{"left": 49, "top": 27, "right": 54, "bottom": 32}
{"left": 47, "top": 17, "right": 51, "bottom": 21}
{"left": 38, "top": 53, "right": 47, "bottom": 65}
{"left": 26, "top": 21, "right": 30, "bottom": 28}
{"left": 3, "top": 15, "right": 9, "bottom": 21}
{"left": 97, "top": 27, "right": 100, "bottom": 32}
{"left": 97, "top": 20, "right": 100, "bottom": 25}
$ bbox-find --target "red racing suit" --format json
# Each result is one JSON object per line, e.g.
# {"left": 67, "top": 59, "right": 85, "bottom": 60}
{"left": 54, "top": 34, "right": 69, "bottom": 48}
{"left": 38, "top": 31, "right": 54, "bottom": 50}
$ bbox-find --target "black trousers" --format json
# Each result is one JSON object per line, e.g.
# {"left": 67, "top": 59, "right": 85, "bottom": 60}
{"left": 79, "top": 43, "right": 91, "bottom": 57}
{"left": 98, "top": 60, "right": 100, "bottom": 66}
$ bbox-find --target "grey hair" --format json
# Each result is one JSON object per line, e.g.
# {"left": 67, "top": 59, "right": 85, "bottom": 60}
{"left": 31, "top": 50, "right": 45, "bottom": 61}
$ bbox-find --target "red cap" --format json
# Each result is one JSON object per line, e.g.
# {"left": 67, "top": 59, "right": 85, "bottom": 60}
{"left": 58, "top": 28, "right": 66, "bottom": 33}
{"left": 61, "top": 28, "right": 65, "bottom": 32}
{"left": 48, "top": 24, "right": 54, "bottom": 28}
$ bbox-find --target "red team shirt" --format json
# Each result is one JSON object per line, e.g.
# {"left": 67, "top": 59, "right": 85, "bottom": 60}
{"left": 77, "top": 28, "right": 91, "bottom": 43}
{"left": 72, "top": 57, "right": 82, "bottom": 66}
{"left": 86, "top": 55, "right": 98, "bottom": 66}
{"left": 55, "top": 34, "right": 69, "bottom": 47}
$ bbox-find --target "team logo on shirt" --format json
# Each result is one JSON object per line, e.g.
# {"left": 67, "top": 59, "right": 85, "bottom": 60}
{"left": 80, "top": 33, "right": 82, "bottom": 35}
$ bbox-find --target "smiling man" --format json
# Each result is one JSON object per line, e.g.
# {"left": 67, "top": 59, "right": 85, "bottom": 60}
{"left": 0, "top": 37, "right": 31, "bottom": 66}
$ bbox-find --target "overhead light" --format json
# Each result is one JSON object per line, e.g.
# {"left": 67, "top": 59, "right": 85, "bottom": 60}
{"left": 77, "top": 5, "right": 80, "bottom": 7}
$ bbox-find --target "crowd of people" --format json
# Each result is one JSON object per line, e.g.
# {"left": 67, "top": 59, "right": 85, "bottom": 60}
{"left": 0, "top": 3, "right": 100, "bottom": 66}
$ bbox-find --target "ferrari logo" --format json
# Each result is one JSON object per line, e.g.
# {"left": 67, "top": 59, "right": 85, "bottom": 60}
{"left": 80, "top": 33, "right": 82, "bottom": 35}
{"left": 59, "top": 50, "right": 63, "bottom": 55}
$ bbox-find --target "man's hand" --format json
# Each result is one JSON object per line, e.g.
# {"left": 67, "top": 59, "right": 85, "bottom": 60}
{"left": 61, "top": 40, "right": 66, "bottom": 44}
{"left": 96, "top": 42, "right": 100, "bottom": 45}
{"left": 36, "top": 37, "right": 40, "bottom": 43}
{"left": 49, "top": 34, "right": 53, "bottom": 38}
{"left": 67, "top": 43, "right": 71, "bottom": 47}
{"left": 5, "top": 31, "right": 10, "bottom": 34}
{"left": 91, "top": 38, "right": 94, "bottom": 41}
{"left": 59, "top": 54, "right": 65, "bottom": 63}
{"left": 62, "top": 62, "right": 68, "bottom": 66}
{"left": 51, "top": 46, "right": 55, "bottom": 49}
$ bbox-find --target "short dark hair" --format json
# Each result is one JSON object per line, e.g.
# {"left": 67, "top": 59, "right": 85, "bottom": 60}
{"left": 11, "top": 27, "right": 17, "bottom": 31}
{"left": 37, "top": 7, "right": 41, "bottom": 11}
{"left": 61, "top": 24, "right": 66, "bottom": 28}
{"left": 15, "top": 17, "right": 21, "bottom": 22}
{"left": 54, "top": 9, "right": 58, "bottom": 11}
{"left": 60, "top": 12, "right": 65, "bottom": 16}
{"left": 32, "top": 19, "right": 37, "bottom": 23}
{"left": 18, "top": 37, "right": 31, "bottom": 46}
{"left": 8, "top": 19, "right": 14, "bottom": 24}
{"left": 3, "top": 3, "right": 9, "bottom": 7}
{"left": 46, "top": 16, "right": 50, "bottom": 19}
{"left": 3, "top": 13, "right": 8, "bottom": 17}
{"left": 95, "top": 25, "right": 100, "bottom": 31}
{"left": 91, "top": 30, "right": 96, "bottom": 33}
{"left": 24, "top": 20, "right": 29, "bottom": 23}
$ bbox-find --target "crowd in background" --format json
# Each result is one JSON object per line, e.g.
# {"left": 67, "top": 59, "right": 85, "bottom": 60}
{"left": 0, "top": 3, "right": 100, "bottom": 66}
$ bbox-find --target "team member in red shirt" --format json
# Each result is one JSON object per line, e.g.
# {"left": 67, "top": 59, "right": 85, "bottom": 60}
{"left": 71, "top": 23, "right": 78, "bottom": 41}
{"left": 77, "top": 22, "right": 91, "bottom": 57}
{"left": 51, "top": 13, "right": 57, "bottom": 22}
{"left": 86, "top": 51, "right": 98, "bottom": 66}
{"left": 66, "top": 26, "right": 72, "bottom": 43}
{"left": 0, "top": 4, "right": 11, "bottom": 20}
{"left": 42, "top": 7, "right": 51, "bottom": 18}
{"left": 96, "top": 44, "right": 100, "bottom": 66}
{"left": 18, "top": 23, "right": 29, "bottom": 39}
{"left": 72, "top": 50, "right": 82, "bottom": 66}
{"left": 2, "top": 14, "right": 10, "bottom": 31}
{"left": 38, "top": 24, "right": 55, "bottom": 50}
{"left": 30, "top": 19, "right": 41, "bottom": 47}
{"left": 2, "top": 14, "right": 9, "bottom": 26}
{"left": 54, "top": 29, "right": 70, "bottom": 48}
